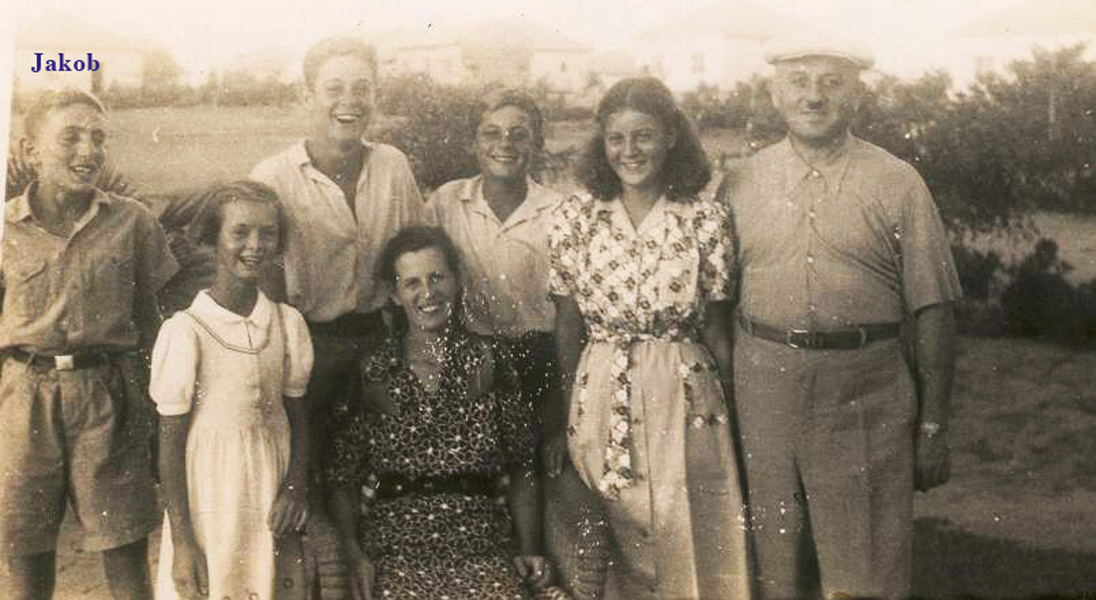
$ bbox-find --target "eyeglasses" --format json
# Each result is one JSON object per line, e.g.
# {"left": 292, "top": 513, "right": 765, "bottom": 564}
{"left": 477, "top": 126, "right": 533, "bottom": 145}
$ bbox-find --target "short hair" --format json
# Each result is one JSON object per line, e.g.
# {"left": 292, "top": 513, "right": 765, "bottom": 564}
{"left": 578, "top": 76, "right": 711, "bottom": 203}
{"left": 22, "top": 88, "right": 107, "bottom": 142}
{"left": 475, "top": 88, "right": 546, "bottom": 154}
{"left": 302, "top": 36, "right": 378, "bottom": 91}
{"left": 195, "top": 180, "right": 287, "bottom": 252}
{"left": 473, "top": 87, "right": 547, "bottom": 180}
{"left": 375, "top": 226, "right": 463, "bottom": 289}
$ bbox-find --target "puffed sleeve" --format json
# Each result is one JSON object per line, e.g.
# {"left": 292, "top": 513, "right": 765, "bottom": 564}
{"left": 694, "top": 199, "right": 736, "bottom": 302}
{"left": 149, "top": 314, "right": 199, "bottom": 416}
{"left": 280, "top": 304, "right": 314, "bottom": 398}
{"left": 491, "top": 342, "right": 537, "bottom": 471}
{"left": 547, "top": 193, "right": 588, "bottom": 298}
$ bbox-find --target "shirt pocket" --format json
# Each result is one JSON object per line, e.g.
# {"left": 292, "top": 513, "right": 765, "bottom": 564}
{"left": 5, "top": 258, "right": 51, "bottom": 318}
{"left": 91, "top": 255, "right": 136, "bottom": 313}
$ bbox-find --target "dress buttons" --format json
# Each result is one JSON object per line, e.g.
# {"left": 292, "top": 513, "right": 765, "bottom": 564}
{"left": 806, "top": 254, "right": 815, "bottom": 264}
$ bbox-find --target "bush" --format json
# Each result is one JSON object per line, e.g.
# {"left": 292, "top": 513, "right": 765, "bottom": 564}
{"left": 375, "top": 74, "right": 481, "bottom": 192}
{"left": 999, "top": 238, "right": 1096, "bottom": 343}
{"left": 951, "top": 244, "right": 1005, "bottom": 301}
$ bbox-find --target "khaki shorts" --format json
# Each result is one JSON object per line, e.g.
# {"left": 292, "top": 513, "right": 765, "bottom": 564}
{"left": 0, "top": 357, "right": 159, "bottom": 556}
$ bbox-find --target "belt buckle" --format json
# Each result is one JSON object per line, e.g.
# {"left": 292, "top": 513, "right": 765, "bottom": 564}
{"left": 786, "top": 329, "right": 811, "bottom": 349}
{"left": 855, "top": 327, "right": 868, "bottom": 349}
{"left": 54, "top": 354, "right": 76, "bottom": 371}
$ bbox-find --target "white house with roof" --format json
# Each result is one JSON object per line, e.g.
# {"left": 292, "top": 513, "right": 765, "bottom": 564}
{"left": 620, "top": 1, "right": 807, "bottom": 93}
{"left": 13, "top": 13, "right": 147, "bottom": 102}
{"left": 374, "top": 20, "right": 592, "bottom": 96}
{"left": 945, "top": 0, "right": 1096, "bottom": 89}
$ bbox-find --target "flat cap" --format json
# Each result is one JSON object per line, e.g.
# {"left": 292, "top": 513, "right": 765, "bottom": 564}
{"left": 763, "top": 31, "right": 875, "bottom": 70}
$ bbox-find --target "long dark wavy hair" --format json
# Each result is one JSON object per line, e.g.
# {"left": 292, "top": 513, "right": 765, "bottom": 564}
{"left": 578, "top": 76, "right": 711, "bottom": 203}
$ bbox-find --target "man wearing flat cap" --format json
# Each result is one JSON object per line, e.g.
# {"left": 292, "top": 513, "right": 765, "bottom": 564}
{"left": 723, "top": 32, "right": 961, "bottom": 599}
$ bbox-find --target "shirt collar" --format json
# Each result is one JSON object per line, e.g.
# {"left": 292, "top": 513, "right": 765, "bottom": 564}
{"left": 598, "top": 194, "right": 679, "bottom": 236}
{"left": 191, "top": 289, "right": 273, "bottom": 327}
{"left": 462, "top": 175, "right": 558, "bottom": 228}
{"left": 291, "top": 138, "right": 374, "bottom": 168}
{"left": 779, "top": 133, "right": 855, "bottom": 196}
{"left": 7, "top": 183, "right": 114, "bottom": 225}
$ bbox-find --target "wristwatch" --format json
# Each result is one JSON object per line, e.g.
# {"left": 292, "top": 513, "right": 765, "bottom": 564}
{"left": 919, "top": 421, "right": 943, "bottom": 437}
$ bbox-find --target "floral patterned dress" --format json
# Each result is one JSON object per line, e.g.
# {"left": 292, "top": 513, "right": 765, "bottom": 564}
{"left": 326, "top": 324, "right": 538, "bottom": 600}
{"left": 548, "top": 193, "right": 751, "bottom": 600}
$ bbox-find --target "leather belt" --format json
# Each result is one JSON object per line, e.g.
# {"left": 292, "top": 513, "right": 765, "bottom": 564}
{"left": 738, "top": 314, "right": 900, "bottom": 350}
{"left": 6, "top": 348, "right": 114, "bottom": 371}
{"left": 372, "top": 472, "right": 497, "bottom": 500}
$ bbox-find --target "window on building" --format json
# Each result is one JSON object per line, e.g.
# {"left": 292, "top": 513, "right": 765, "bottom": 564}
{"left": 560, "top": 61, "right": 567, "bottom": 73}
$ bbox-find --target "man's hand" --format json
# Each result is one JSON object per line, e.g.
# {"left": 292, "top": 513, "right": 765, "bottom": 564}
{"left": 345, "top": 541, "right": 375, "bottom": 600}
{"left": 542, "top": 432, "right": 569, "bottom": 478}
{"left": 513, "top": 554, "right": 552, "bottom": 590}
{"left": 269, "top": 482, "right": 309, "bottom": 537}
{"left": 914, "top": 427, "right": 951, "bottom": 491}
{"left": 172, "top": 536, "right": 209, "bottom": 599}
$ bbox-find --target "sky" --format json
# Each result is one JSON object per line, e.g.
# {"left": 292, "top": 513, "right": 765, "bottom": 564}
{"left": 3, "top": 0, "right": 1033, "bottom": 77}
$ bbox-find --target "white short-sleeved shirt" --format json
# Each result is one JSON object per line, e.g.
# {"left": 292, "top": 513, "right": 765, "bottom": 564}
{"left": 150, "top": 290, "right": 313, "bottom": 417}
{"left": 250, "top": 141, "right": 433, "bottom": 322}
{"left": 430, "top": 175, "right": 562, "bottom": 337}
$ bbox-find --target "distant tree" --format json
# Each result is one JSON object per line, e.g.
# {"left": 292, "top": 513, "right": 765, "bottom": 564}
{"left": 141, "top": 48, "right": 185, "bottom": 104}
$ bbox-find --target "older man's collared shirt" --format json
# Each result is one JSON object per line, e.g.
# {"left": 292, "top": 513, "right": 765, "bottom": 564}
{"left": 728, "top": 136, "right": 962, "bottom": 329}
{"left": 0, "top": 187, "right": 179, "bottom": 353}
{"left": 250, "top": 141, "right": 432, "bottom": 322}
{"left": 430, "top": 175, "right": 562, "bottom": 337}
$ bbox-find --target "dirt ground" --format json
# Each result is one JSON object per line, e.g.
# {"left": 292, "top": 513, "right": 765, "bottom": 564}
{"left": 0, "top": 335, "right": 1082, "bottom": 599}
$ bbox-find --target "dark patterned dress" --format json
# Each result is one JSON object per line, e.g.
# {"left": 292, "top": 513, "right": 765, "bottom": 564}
{"left": 326, "top": 324, "right": 537, "bottom": 600}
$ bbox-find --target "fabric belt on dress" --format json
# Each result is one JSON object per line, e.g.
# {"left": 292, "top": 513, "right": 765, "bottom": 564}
{"left": 4, "top": 348, "right": 120, "bottom": 371}
{"left": 371, "top": 473, "right": 498, "bottom": 500}
{"left": 583, "top": 329, "right": 698, "bottom": 500}
{"left": 306, "top": 311, "right": 384, "bottom": 339}
{"left": 737, "top": 313, "right": 900, "bottom": 350}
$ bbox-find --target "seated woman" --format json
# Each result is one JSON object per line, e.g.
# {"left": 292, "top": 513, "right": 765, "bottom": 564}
{"left": 325, "top": 226, "right": 557, "bottom": 600}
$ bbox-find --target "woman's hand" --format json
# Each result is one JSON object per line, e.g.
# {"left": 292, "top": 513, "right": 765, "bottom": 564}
{"left": 171, "top": 536, "right": 209, "bottom": 600}
{"left": 542, "top": 432, "right": 569, "bottom": 478}
{"left": 269, "top": 481, "right": 309, "bottom": 537}
{"left": 513, "top": 555, "right": 553, "bottom": 590}
{"left": 345, "top": 540, "right": 375, "bottom": 600}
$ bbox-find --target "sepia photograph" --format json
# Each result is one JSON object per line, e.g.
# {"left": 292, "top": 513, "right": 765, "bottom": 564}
{"left": 2, "top": 0, "right": 1096, "bottom": 598}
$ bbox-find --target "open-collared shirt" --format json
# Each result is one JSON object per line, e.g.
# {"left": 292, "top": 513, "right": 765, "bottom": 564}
{"left": 0, "top": 186, "right": 178, "bottom": 353}
{"left": 250, "top": 141, "right": 432, "bottom": 322}
{"left": 727, "top": 135, "right": 962, "bottom": 329}
{"left": 430, "top": 175, "right": 562, "bottom": 337}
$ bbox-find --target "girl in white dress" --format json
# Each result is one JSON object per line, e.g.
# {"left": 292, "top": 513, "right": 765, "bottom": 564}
{"left": 151, "top": 181, "right": 314, "bottom": 600}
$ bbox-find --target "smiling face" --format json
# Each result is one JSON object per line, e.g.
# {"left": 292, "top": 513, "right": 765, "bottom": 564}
{"left": 391, "top": 246, "right": 459, "bottom": 334}
{"left": 603, "top": 109, "right": 675, "bottom": 195}
{"left": 305, "top": 53, "right": 374, "bottom": 144}
{"left": 216, "top": 201, "right": 281, "bottom": 285}
{"left": 475, "top": 104, "right": 536, "bottom": 182}
{"left": 771, "top": 56, "right": 862, "bottom": 147}
{"left": 28, "top": 102, "right": 107, "bottom": 195}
